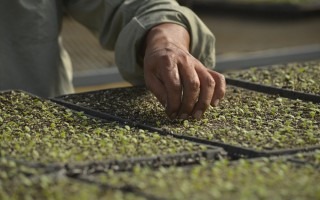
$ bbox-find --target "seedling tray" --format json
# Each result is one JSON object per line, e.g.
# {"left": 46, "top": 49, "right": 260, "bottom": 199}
{"left": 225, "top": 60, "right": 320, "bottom": 103}
{"left": 0, "top": 157, "right": 60, "bottom": 181}
{"left": 0, "top": 90, "right": 225, "bottom": 171}
{"left": 1, "top": 149, "right": 223, "bottom": 176}
{"left": 195, "top": 0, "right": 320, "bottom": 14}
{"left": 287, "top": 150, "right": 320, "bottom": 168}
{"left": 72, "top": 157, "right": 320, "bottom": 200}
{"left": 0, "top": 168, "right": 150, "bottom": 200}
{"left": 55, "top": 86, "right": 320, "bottom": 158}
{"left": 226, "top": 78, "right": 320, "bottom": 103}
{"left": 63, "top": 149, "right": 224, "bottom": 176}
{"left": 52, "top": 96, "right": 265, "bottom": 158}
{"left": 0, "top": 154, "right": 212, "bottom": 200}
{"left": 0, "top": 157, "right": 64, "bottom": 176}
{"left": 69, "top": 176, "right": 165, "bottom": 200}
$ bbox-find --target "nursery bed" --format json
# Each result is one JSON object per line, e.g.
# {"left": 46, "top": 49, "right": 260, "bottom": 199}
{"left": 74, "top": 158, "right": 320, "bottom": 200}
{"left": 0, "top": 90, "right": 224, "bottom": 170}
{"left": 0, "top": 159, "right": 147, "bottom": 200}
{"left": 56, "top": 86, "right": 320, "bottom": 157}
{"left": 225, "top": 60, "right": 320, "bottom": 103}
{"left": 288, "top": 150, "right": 320, "bottom": 168}
{"left": 193, "top": 0, "right": 320, "bottom": 13}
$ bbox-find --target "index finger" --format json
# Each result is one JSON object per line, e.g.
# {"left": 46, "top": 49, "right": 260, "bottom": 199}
{"left": 161, "top": 63, "right": 183, "bottom": 119}
{"left": 177, "top": 61, "right": 200, "bottom": 119}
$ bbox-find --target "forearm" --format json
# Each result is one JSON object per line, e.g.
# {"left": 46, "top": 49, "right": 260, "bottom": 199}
{"left": 66, "top": 0, "right": 215, "bottom": 82}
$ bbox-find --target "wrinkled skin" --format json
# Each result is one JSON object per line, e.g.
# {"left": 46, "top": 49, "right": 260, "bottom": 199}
{"left": 144, "top": 23, "right": 226, "bottom": 120}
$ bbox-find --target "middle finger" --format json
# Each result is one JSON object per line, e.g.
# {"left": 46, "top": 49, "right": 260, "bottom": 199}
{"left": 177, "top": 61, "right": 200, "bottom": 119}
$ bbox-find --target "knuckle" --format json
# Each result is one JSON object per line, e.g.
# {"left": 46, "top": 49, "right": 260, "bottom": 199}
{"left": 219, "top": 74, "right": 226, "bottom": 85}
{"left": 186, "top": 56, "right": 197, "bottom": 67}
{"left": 179, "top": 54, "right": 195, "bottom": 68}
{"left": 162, "top": 56, "right": 175, "bottom": 68}
{"left": 181, "top": 53, "right": 190, "bottom": 63}
{"left": 206, "top": 76, "right": 216, "bottom": 88}
{"left": 189, "top": 78, "right": 200, "bottom": 90}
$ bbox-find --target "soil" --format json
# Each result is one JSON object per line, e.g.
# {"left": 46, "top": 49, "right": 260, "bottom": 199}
{"left": 225, "top": 60, "right": 320, "bottom": 95}
{"left": 0, "top": 91, "right": 208, "bottom": 164}
{"left": 84, "top": 158, "right": 320, "bottom": 200}
{"left": 60, "top": 86, "right": 320, "bottom": 151}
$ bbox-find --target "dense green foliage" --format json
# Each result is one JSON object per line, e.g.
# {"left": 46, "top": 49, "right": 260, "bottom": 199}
{"left": 292, "top": 150, "right": 320, "bottom": 166}
{"left": 61, "top": 86, "right": 320, "bottom": 150}
{"left": 0, "top": 159, "right": 142, "bottom": 200}
{"left": 226, "top": 61, "right": 320, "bottom": 94}
{"left": 0, "top": 91, "right": 206, "bottom": 163}
{"left": 1, "top": 58, "right": 320, "bottom": 199}
{"left": 89, "top": 158, "right": 320, "bottom": 200}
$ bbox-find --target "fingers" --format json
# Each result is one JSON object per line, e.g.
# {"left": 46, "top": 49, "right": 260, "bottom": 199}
{"left": 144, "top": 49, "right": 183, "bottom": 119}
{"left": 144, "top": 72, "right": 167, "bottom": 108}
{"left": 191, "top": 64, "right": 216, "bottom": 119}
{"left": 144, "top": 59, "right": 182, "bottom": 119}
{"left": 176, "top": 59, "right": 225, "bottom": 119}
{"left": 161, "top": 62, "right": 182, "bottom": 119}
{"left": 144, "top": 47, "right": 226, "bottom": 120}
{"left": 177, "top": 61, "right": 200, "bottom": 119}
{"left": 208, "top": 70, "right": 226, "bottom": 107}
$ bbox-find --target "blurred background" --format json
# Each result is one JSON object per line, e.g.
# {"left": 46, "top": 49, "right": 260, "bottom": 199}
{"left": 61, "top": 0, "right": 320, "bottom": 93}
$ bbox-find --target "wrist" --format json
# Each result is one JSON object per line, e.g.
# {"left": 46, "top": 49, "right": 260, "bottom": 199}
{"left": 144, "top": 23, "right": 190, "bottom": 56}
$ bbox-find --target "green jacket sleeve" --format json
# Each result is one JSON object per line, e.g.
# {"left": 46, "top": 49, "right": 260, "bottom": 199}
{"left": 65, "top": 0, "right": 215, "bottom": 85}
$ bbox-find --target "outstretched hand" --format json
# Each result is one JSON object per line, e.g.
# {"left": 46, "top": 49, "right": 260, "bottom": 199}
{"left": 144, "top": 23, "right": 226, "bottom": 120}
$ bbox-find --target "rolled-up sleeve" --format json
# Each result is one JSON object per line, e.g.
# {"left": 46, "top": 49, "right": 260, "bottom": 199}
{"left": 65, "top": 0, "right": 215, "bottom": 85}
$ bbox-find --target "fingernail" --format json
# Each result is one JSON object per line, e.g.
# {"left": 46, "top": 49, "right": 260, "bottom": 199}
{"left": 180, "top": 113, "right": 188, "bottom": 119}
{"left": 194, "top": 110, "right": 203, "bottom": 119}
{"left": 170, "top": 112, "right": 177, "bottom": 119}
{"left": 213, "top": 99, "right": 220, "bottom": 107}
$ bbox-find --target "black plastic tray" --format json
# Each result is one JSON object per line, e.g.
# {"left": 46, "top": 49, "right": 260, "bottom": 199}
{"left": 0, "top": 90, "right": 225, "bottom": 171}
{"left": 63, "top": 149, "right": 224, "bottom": 176}
{"left": 1, "top": 147, "right": 224, "bottom": 176}
{"left": 51, "top": 97, "right": 320, "bottom": 158}
{"left": 70, "top": 175, "right": 167, "bottom": 200}
{"left": 0, "top": 157, "right": 66, "bottom": 182}
{"left": 287, "top": 151, "right": 320, "bottom": 169}
{"left": 70, "top": 154, "right": 320, "bottom": 200}
{"left": 226, "top": 77, "right": 320, "bottom": 103}
{"left": 0, "top": 156, "right": 64, "bottom": 175}
{"left": 193, "top": 0, "right": 320, "bottom": 14}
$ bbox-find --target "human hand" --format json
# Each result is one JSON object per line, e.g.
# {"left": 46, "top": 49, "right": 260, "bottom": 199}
{"left": 143, "top": 23, "right": 226, "bottom": 120}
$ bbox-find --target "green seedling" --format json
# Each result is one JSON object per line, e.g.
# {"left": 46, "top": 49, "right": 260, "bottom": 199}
{"left": 0, "top": 159, "right": 143, "bottom": 200}
{"left": 89, "top": 158, "right": 320, "bottom": 200}
{"left": 61, "top": 86, "right": 320, "bottom": 151}
{"left": 225, "top": 60, "right": 320, "bottom": 95}
{"left": 0, "top": 91, "right": 207, "bottom": 163}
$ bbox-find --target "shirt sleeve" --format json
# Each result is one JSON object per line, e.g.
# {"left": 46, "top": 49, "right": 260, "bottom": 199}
{"left": 64, "top": 0, "right": 215, "bottom": 85}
